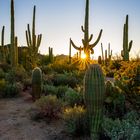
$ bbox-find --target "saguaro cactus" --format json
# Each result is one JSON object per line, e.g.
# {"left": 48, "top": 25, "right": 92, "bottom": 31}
{"left": 32, "top": 67, "right": 42, "bottom": 101}
{"left": 26, "top": 6, "right": 42, "bottom": 68}
{"left": 84, "top": 64, "right": 105, "bottom": 140}
{"left": 48, "top": 47, "right": 53, "bottom": 63}
{"left": 121, "top": 15, "right": 133, "bottom": 61}
{"left": 69, "top": 39, "right": 72, "bottom": 64}
{"left": 101, "top": 43, "right": 112, "bottom": 65}
{"left": 0, "top": 26, "right": 5, "bottom": 62}
{"left": 10, "top": 0, "right": 18, "bottom": 67}
{"left": 70, "top": 0, "right": 102, "bottom": 59}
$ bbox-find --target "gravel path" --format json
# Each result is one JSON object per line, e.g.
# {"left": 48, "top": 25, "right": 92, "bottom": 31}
{"left": 0, "top": 92, "right": 90, "bottom": 140}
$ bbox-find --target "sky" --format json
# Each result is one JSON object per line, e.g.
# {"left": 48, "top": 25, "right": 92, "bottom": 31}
{"left": 0, "top": 0, "right": 140, "bottom": 59}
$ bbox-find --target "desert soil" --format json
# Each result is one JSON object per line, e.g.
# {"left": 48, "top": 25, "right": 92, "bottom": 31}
{"left": 0, "top": 91, "right": 90, "bottom": 140}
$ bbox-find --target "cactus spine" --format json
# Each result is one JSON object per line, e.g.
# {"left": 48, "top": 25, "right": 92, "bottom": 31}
{"left": 26, "top": 6, "right": 42, "bottom": 68}
{"left": 84, "top": 64, "right": 105, "bottom": 140}
{"left": 70, "top": 0, "right": 102, "bottom": 59}
{"left": 121, "top": 15, "right": 133, "bottom": 61}
{"left": 10, "top": 0, "right": 18, "bottom": 67}
{"left": 32, "top": 67, "right": 42, "bottom": 101}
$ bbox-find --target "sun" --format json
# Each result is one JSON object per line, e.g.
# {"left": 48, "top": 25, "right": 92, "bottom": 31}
{"left": 81, "top": 53, "right": 86, "bottom": 59}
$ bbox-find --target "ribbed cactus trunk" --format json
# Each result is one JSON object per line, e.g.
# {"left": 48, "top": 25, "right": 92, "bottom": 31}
{"left": 84, "top": 64, "right": 105, "bottom": 140}
{"left": 48, "top": 47, "right": 53, "bottom": 63}
{"left": 121, "top": 15, "right": 133, "bottom": 61}
{"left": 69, "top": 39, "right": 71, "bottom": 64}
{"left": 0, "top": 26, "right": 6, "bottom": 63}
{"left": 10, "top": 0, "right": 18, "bottom": 67}
{"left": 32, "top": 67, "right": 42, "bottom": 101}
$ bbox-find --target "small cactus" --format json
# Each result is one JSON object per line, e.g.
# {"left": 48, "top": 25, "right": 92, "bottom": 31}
{"left": 32, "top": 67, "right": 42, "bottom": 101}
{"left": 84, "top": 64, "right": 105, "bottom": 140}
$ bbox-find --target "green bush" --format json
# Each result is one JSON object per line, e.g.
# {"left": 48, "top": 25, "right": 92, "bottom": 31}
{"left": 0, "top": 79, "right": 6, "bottom": 97}
{"left": 63, "top": 105, "right": 89, "bottom": 136}
{"left": 35, "top": 95, "right": 63, "bottom": 120}
{"left": 4, "top": 83, "right": 21, "bottom": 98}
{"left": 0, "top": 68, "right": 5, "bottom": 79}
{"left": 52, "top": 73, "right": 78, "bottom": 88}
{"left": 42, "top": 84, "right": 58, "bottom": 96}
{"left": 5, "top": 66, "right": 27, "bottom": 83}
{"left": 104, "top": 81, "right": 126, "bottom": 118}
{"left": 114, "top": 62, "right": 140, "bottom": 110}
{"left": 56, "top": 85, "right": 69, "bottom": 99}
{"left": 102, "top": 111, "right": 140, "bottom": 140}
{"left": 23, "top": 78, "right": 31, "bottom": 90}
{"left": 64, "top": 88, "right": 83, "bottom": 107}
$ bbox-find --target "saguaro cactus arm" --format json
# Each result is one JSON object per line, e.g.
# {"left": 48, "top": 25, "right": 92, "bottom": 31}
{"left": 89, "top": 29, "right": 103, "bottom": 49}
{"left": 70, "top": 38, "right": 83, "bottom": 51}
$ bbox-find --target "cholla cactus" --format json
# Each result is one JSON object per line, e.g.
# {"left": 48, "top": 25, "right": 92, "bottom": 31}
{"left": 32, "top": 67, "right": 42, "bottom": 101}
{"left": 84, "top": 64, "right": 105, "bottom": 140}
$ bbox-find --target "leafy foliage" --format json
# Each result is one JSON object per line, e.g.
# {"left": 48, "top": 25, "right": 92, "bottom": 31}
{"left": 35, "top": 95, "right": 63, "bottom": 120}
{"left": 102, "top": 111, "right": 140, "bottom": 140}
{"left": 63, "top": 105, "right": 89, "bottom": 136}
{"left": 64, "top": 88, "right": 83, "bottom": 107}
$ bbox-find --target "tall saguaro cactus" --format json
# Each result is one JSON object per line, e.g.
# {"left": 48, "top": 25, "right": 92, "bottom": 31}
{"left": 69, "top": 39, "right": 72, "bottom": 64}
{"left": 48, "top": 47, "right": 53, "bottom": 63}
{"left": 10, "top": 0, "right": 18, "bottom": 67}
{"left": 0, "top": 26, "right": 5, "bottom": 62}
{"left": 26, "top": 6, "right": 42, "bottom": 68}
{"left": 70, "top": 0, "right": 102, "bottom": 59}
{"left": 84, "top": 64, "right": 105, "bottom": 140}
{"left": 121, "top": 15, "right": 133, "bottom": 61}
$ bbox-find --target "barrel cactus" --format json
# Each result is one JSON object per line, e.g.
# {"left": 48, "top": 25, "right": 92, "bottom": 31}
{"left": 32, "top": 67, "right": 42, "bottom": 101}
{"left": 84, "top": 64, "right": 105, "bottom": 140}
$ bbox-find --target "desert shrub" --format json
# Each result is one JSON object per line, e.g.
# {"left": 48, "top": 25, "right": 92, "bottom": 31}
{"left": 63, "top": 105, "right": 89, "bottom": 136}
{"left": 5, "top": 65, "right": 27, "bottom": 83}
{"left": 48, "top": 58, "right": 77, "bottom": 73}
{"left": 0, "top": 63, "right": 11, "bottom": 72}
{"left": 102, "top": 111, "right": 140, "bottom": 140}
{"left": 0, "top": 68, "right": 5, "bottom": 79}
{"left": 23, "top": 78, "right": 31, "bottom": 90}
{"left": 0, "top": 79, "right": 6, "bottom": 97}
{"left": 4, "top": 83, "right": 21, "bottom": 98}
{"left": 41, "top": 65, "right": 53, "bottom": 74}
{"left": 35, "top": 95, "right": 63, "bottom": 120}
{"left": 104, "top": 81, "right": 126, "bottom": 118}
{"left": 102, "top": 65, "right": 116, "bottom": 78}
{"left": 56, "top": 85, "right": 69, "bottom": 99}
{"left": 5, "top": 69, "right": 16, "bottom": 84}
{"left": 53, "top": 73, "right": 78, "bottom": 88}
{"left": 64, "top": 88, "right": 83, "bottom": 107}
{"left": 114, "top": 61, "right": 140, "bottom": 110}
{"left": 42, "top": 84, "right": 58, "bottom": 96}
{"left": 42, "top": 73, "right": 54, "bottom": 85}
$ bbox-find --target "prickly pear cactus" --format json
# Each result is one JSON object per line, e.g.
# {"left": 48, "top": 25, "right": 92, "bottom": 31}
{"left": 84, "top": 64, "right": 105, "bottom": 140}
{"left": 32, "top": 67, "right": 42, "bottom": 101}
